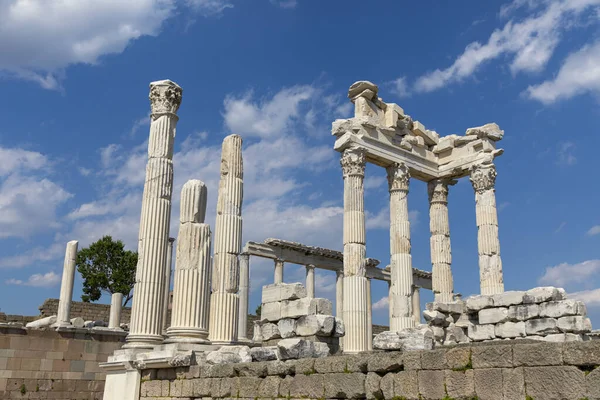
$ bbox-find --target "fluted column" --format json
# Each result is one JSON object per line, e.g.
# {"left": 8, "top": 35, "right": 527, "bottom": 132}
{"left": 366, "top": 278, "right": 373, "bottom": 351}
{"left": 274, "top": 259, "right": 284, "bottom": 284}
{"left": 162, "top": 237, "right": 175, "bottom": 333}
{"left": 166, "top": 180, "right": 212, "bottom": 343}
{"left": 126, "top": 80, "right": 182, "bottom": 349}
{"left": 412, "top": 286, "right": 421, "bottom": 324}
{"left": 109, "top": 293, "right": 123, "bottom": 329}
{"left": 54, "top": 240, "right": 78, "bottom": 327}
{"left": 428, "top": 179, "right": 455, "bottom": 303}
{"left": 341, "top": 146, "right": 369, "bottom": 353}
{"left": 387, "top": 281, "right": 393, "bottom": 327}
{"left": 209, "top": 134, "right": 244, "bottom": 344}
{"left": 306, "top": 265, "right": 315, "bottom": 298}
{"left": 470, "top": 162, "right": 504, "bottom": 295}
{"left": 238, "top": 254, "right": 250, "bottom": 341}
{"left": 387, "top": 162, "right": 415, "bottom": 331}
{"left": 335, "top": 270, "right": 344, "bottom": 318}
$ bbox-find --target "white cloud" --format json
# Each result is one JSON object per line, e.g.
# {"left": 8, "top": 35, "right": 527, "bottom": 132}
{"left": 0, "top": 147, "right": 48, "bottom": 176}
{"left": 526, "top": 40, "right": 600, "bottom": 103}
{"left": 366, "top": 207, "right": 419, "bottom": 230}
{"left": 373, "top": 296, "right": 389, "bottom": 311}
{"left": 556, "top": 141, "right": 577, "bottom": 165}
{"left": 570, "top": 288, "right": 600, "bottom": 306}
{"left": 587, "top": 226, "right": 600, "bottom": 236}
{"left": 185, "top": 0, "right": 233, "bottom": 15}
{"left": 5, "top": 271, "right": 61, "bottom": 287}
{"left": 539, "top": 259, "right": 600, "bottom": 287}
{"left": 389, "top": 77, "right": 410, "bottom": 98}
{"left": 270, "top": 0, "right": 297, "bottom": 9}
{"left": 415, "top": 0, "right": 600, "bottom": 93}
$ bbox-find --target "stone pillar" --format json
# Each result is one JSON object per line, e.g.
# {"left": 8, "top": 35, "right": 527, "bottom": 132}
{"left": 238, "top": 254, "right": 250, "bottom": 341}
{"left": 126, "top": 80, "right": 182, "bottom": 349}
{"left": 274, "top": 259, "right": 284, "bottom": 284}
{"left": 306, "top": 265, "right": 315, "bottom": 298}
{"left": 162, "top": 237, "right": 175, "bottom": 333}
{"left": 341, "top": 146, "right": 369, "bottom": 353}
{"left": 366, "top": 278, "right": 373, "bottom": 351}
{"left": 209, "top": 134, "right": 244, "bottom": 344}
{"left": 386, "top": 162, "right": 415, "bottom": 331}
{"left": 470, "top": 162, "right": 504, "bottom": 295}
{"left": 335, "top": 270, "right": 344, "bottom": 318}
{"left": 109, "top": 293, "right": 123, "bottom": 329}
{"left": 54, "top": 240, "right": 78, "bottom": 327}
{"left": 387, "top": 280, "right": 393, "bottom": 327}
{"left": 412, "top": 286, "right": 421, "bottom": 324}
{"left": 166, "top": 180, "right": 212, "bottom": 344}
{"left": 428, "top": 179, "right": 455, "bottom": 303}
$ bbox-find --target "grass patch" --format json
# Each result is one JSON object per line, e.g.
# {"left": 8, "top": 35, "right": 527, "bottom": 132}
{"left": 20, "top": 384, "right": 26, "bottom": 395}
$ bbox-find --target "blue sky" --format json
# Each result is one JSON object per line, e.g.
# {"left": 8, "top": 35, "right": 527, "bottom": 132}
{"left": 0, "top": 0, "right": 599, "bottom": 327}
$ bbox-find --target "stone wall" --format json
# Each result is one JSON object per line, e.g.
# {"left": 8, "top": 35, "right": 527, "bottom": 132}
{"left": 0, "top": 325, "right": 125, "bottom": 399}
{"left": 39, "top": 298, "right": 133, "bottom": 325}
{"left": 137, "top": 340, "right": 600, "bottom": 399}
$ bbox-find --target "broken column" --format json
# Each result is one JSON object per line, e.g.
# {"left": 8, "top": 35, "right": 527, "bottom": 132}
{"left": 387, "top": 162, "right": 415, "bottom": 330}
{"left": 238, "top": 254, "right": 250, "bottom": 341}
{"left": 108, "top": 293, "right": 123, "bottom": 329}
{"left": 274, "top": 259, "right": 284, "bottom": 284}
{"left": 306, "top": 265, "right": 315, "bottom": 299}
{"left": 166, "top": 180, "right": 212, "bottom": 344}
{"left": 470, "top": 161, "right": 504, "bottom": 295}
{"left": 126, "top": 80, "right": 182, "bottom": 349}
{"left": 54, "top": 240, "right": 78, "bottom": 327}
{"left": 428, "top": 179, "right": 455, "bottom": 302}
{"left": 162, "top": 237, "right": 175, "bottom": 333}
{"left": 209, "top": 134, "right": 244, "bottom": 344}
{"left": 341, "top": 146, "right": 369, "bottom": 353}
{"left": 412, "top": 286, "right": 421, "bottom": 324}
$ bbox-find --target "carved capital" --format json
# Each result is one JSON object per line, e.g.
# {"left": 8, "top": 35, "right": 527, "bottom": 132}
{"left": 428, "top": 179, "right": 456, "bottom": 204}
{"left": 149, "top": 80, "right": 182, "bottom": 117}
{"left": 340, "top": 147, "right": 366, "bottom": 177}
{"left": 470, "top": 164, "right": 497, "bottom": 193}
{"left": 386, "top": 162, "right": 410, "bottom": 192}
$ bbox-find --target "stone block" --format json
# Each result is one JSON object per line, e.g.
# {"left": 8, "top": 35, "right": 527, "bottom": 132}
{"left": 492, "top": 290, "right": 525, "bottom": 307}
{"left": 367, "top": 352, "right": 403, "bottom": 373}
{"left": 206, "top": 345, "right": 252, "bottom": 364}
{"left": 543, "top": 333, "right": 583, "bottom": 342}
{"left": 333, "top": 317, "right": 345, "bottom": 337}
{"left": 417, "top": 370, "right": 445, "bottom": 399}
{"left": 423, "top": 309, "right": 447, "bottom": 325}
{"left": 524, "top": 318, "right": 559, "bottom": 335}
{"left": 496, "top": 321, "right": 526, "bottom": 338}
{"left": 262, "top": 283, "right": 307, "bottom": 304}
{"left": 323, "top": 372, "right": 366, "bottom": 399}
{"left": 280, "top": 298, "right": 332, "bottom": 319}
{"left": 345, "top": 354, "right": 368, "bottom": 373}
{"left": 455, "top": 312, "right": 477, "bottom": 328}
{"left": 393, "top": 370, "right": 419, "bottom": 399}
{"left": 468, "top": 324, "right": 496, "bottom": 341}
{"left": 235, "top": 376, "right": 261, "bottom": 398}
{"left": 295, "top": 315, "right": 334, "bottom": 337}
{"left": 472, "top": 344, "right": 512, "bottom": 368}
{"left": 585, "top": 367, "right": 600, "bottom": 399}
{"left": 479, "top": 307, "right": 509, "bottom": 324}
{"left": 235, "top": 362, "right": 268, "bottom": 378}
{"left": 421, "top": 349, "right": 447, "bottom": 370}
{"left": 313, "top": 356, "right": 347, "bottom": 373}
{"left": 444, "top": 325, "right": 469, "bottom": 344}
{"left": 432, "top": 301, "right": 465, "bottom": 314}
{"left": 313, "top": 342, "right": 330, "bottom": 358}
{"left": 258, "top": 375, "right": 281, "bottom": 398}
{"left": 466, "top": 294, "right": 494, "bottom": 311}
{"left": 446, "top": 370, "right": 475, "bottom": 398}
{"left": 563, "top": 341, "right": 600, "bottom": 365}
{"left": 557, "top": 315, "right": 592, "bottom": 333}
{"left": 266, "top": 360, "right": 292, "bottom": 376}
{"left": 373, "top": 331, "right": 403, "bottom": 350}
{"left": 289, "top": 374, "right": 324, "bottom": 399}
{"left": 446, "top": 346, "right": 472, "bottom": 370}
{"left": 523, "top": 286, "right": 565, "bottom": 304}
{"left": 277, "top": 339, "right": 314, "bottom": 360}
{"left": 402, "top": 350, "right": 422, "bottom": 370}
{"left": 278, "top": 375, "right": 293, "bottom": 397}
{"left": 277, "top": 318, "right": 296, "bottom": 338}
{"left": 250, "top": 346, "right": 278, "bottom": 362}
{"left": 474, "top": 368, "right": 503, "bottom": 400}
{"left": 365, "top": 372, "right": 382, "bottom": 400}
{"left": 432, "top": 326, "right": 445, "bottom": 341}
{"left": 260, "top": 322, "right": 280, "bottom": 341}
{"left": 379, "top": 373, "right": 394, "bottom": 399}
{"left": 539, "top": 299, "right": 581, "bottom": 318}
{"left": 507, "top": 303, "right": 539, "bottom": 321}
{"left": 260, "top": 302, "right": 281, "bottom": 322}
{"left": 286, "top": 357, "right": 315, "bottom": 375}
{"left": 400, "top": 325, "right": 434, "bottom": 351}
{"left": 513, "top": 342, "right": 563, "bottom": 366}
{"left": 524, "top": 366, "right": 586, "bottom": 399}
{"left": 502, "top": 367, "right": 525, "bottom": 400}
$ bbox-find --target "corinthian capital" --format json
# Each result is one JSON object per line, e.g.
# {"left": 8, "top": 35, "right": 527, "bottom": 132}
{"left": 149, "top": 79, "right": 183, "bottom": 117}
{"left": 340, "top": 146, "right": 366, "bottom": 177}
{"left": 386, "top": 162, "right": 410, "bottom": 191}
{"left": 470, "top": 163, "right": 497, "bottom": 193}
{"left": 428, "top": 179, "right": 456, "bottom": 204}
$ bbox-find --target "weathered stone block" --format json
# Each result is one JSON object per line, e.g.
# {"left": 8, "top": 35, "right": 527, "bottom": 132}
{"left": 479, "top": 307, "right": 509, "bottom": 324}
{"left": 295, "top": 314, "right": 334, "bottom": 336}
{"left": 235, "top": 361, "right": 268, "bottom": 377}
{"left": 250, "top": 346, "right": 278, "bottom": 362}
{"left": 278, "top": 375, "right": 293, "bottom": 397}
{"left": 323, "top": 372, "right": 366, "bottom": 399}
{"left": 373, "top": 331, "right": 403, "bottom": 350}
{"left": 280, "top": 298, "right": 332, "bottom": 319}
{"left": 421, "top": 348, "right": 447, "bottom": 370}
{"left": 286, "top": 358, "right": 315, "bottom": 375}
{"left": 423, "top": 309, "right": 447, "bottom": 325}
{"left": 446, "top": 370, "right": 475, "bottom": 399}
{"left": 432, "top": 301, "right": 465, "bottom": 314}
{"left": 539, "top": 299, "right": 581, "bottom": 318}
{"left": 313, "top": 341, "right": 330, "bottom": 358}
{"left": 543, "top": 333, "right": 583, "bottom": 342}
{"left": 563, "top": 341, "right": 600, "bottom": 365}
{"left": 365, "top": 372, "right": 382, "bottom": 400}
{"left": 393, "top": 370, "right": 419, "bottom": 399}
{"left": 468, "top": 324, "right": 496, "bottom": 341}
{"left": 524, "top": 317, "right": 558, "bottom": 335}
{"left": 446, "top": 346, "right": 472, "bottom": 370}
{"left": 260, "top": 322, "right": 281, "bottom": 341}
{"left": 276, "top": 318, "right": 296, "bottom": 338}
{"left": 508, "top": 303, "right": 539, "bottom": 321}
{"left": 277, "top": 338, "right": 314, "bottom": 360}
{"left": 444, "top": 325, "right": 469, "bottom": 344}
{"left": 492, "top": 290, "right": 525, "bottom": 307}
{"left": 314, "top": 356, "right": 347, "bottom": 373}
{"left": 418, "top": 370, "right": 445, "bottom": 399}
{"left": 557, "top": 315, "right": 592, "bottom": 333}
{"left": 502, "top": 367, "right": 525, "bottom": 400}
{"left": 465, "top": 295, "right": 494, "bottom": 312}
{"left": 333, "top": 317, "right": 345, "bottom": 337}
{"left": 513, "top": 342, "right": 563, "bottom": 366}
{"left": 474, "top": 368, "right": 503, "bottom": 400}
{"left": 289, "top": 374, "right": 324, "bottom": 398}
{"left": 524, "top": 366, "right": 586, "bottom": 399}
{"left": 206, "top": 345, "right": 252, "bottom": 364}
{"left": 367, "top": 352, "right": 403, "bottom": 373}
{"left": 472, "top": 344, "right": 512, "bottom": 368}
{"left": 523, "top": 286, "right": 565, "bottom": 304}
{"left": 266, "top": 360, "right": 292, "bottom": 376}
{"left": 585, "top": 367, "right": 600, "bottom": 399}
{"left": 262, "top": 283, "right": 307, "bottom": 304}
{"left": 235, "top": 376, "right": 262, "bottom": 398}
{"left": 260, "top": 302, "right": 281, "bottom": 322}
{"left": 379, "top": 373, "right": 394, "bottom": 399}
{"left": 345, "top": 354, "right": 368, "bottom": 373}
{"left": 496, "top": 321, "right": 526, "bottom": 338}
{"left": 258, "top": 375, "right": 281, "bottom": 398}
{"left": 402, "top": 350, "right": 422, "bottom": 370}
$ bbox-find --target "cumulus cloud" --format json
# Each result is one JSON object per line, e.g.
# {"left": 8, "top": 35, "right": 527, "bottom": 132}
{"left": 587, "top": 226, "right": 600, "bottom": 236}
{"left": 389, "top": 77, "right": 410, "bottom": 98}
{"left": 538, "top": 259, "right": 600, "bottom": 287}
{"left": 570, "top": 288, "right": 600, "bottom": 306}
{"left": 372, "top": 296, "right": 389, "bottom": 311}
{"left": 5, "top": 271, "right": 61, "bottom": 287}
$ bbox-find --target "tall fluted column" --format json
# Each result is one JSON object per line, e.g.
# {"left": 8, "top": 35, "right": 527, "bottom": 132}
{"left": 412, "top": 286, "right": 421, "bottom": 324}
{"left": 387, "top": 162, "right": 415, "bottom": 331}
{"left": 335, "top": 270, "right": 344, "bottom": 318}
{"left": 428, "top": 179, "right": 455, "bottom": 303}
{"left": 109, "top": 293, "right": 123, "bottom": 329}
{"left": 470, "top": 163, "right": 504, "bottom": 295}
{"left": 341, "top": 146, "right": 369, "bottom": 353}
{"left": 166, "top": 180, "right": 212, "bottom": 343}
{"left": 126, "top": 80, "right": 182, "bottom": 349}
{"left": 366, "top": 278, "right": 373, "bottom": 351}
{"left": 54, "top": 240, "right": 78, "bottom": 327}
{"left": 162, "top": 237, "right": 175, "bottom": 333}
{"left": 238, "top": 254, "right": 250, "bottom": 341}
{"left": 387, "top": 281, "right": 393, "bottom": 327}
{"left": 209, "top": 135, "right": 244, "bottom": 344}
{"left": 306, "top": 265, "right": 315, "bottom": 298}
{"left": 274, "top": 259, "right": 284, "bottom": 284}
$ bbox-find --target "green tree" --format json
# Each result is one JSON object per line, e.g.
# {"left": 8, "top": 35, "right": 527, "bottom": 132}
{"left": 76, "top": 236, "right": 137, "bottom": 306}
{"left": 255, "top": 304, "right": 262, "bottom": 316}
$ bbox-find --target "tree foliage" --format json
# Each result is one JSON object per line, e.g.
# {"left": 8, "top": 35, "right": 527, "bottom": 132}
{"left": 76, "top": 235, "right": 137, "bottom": 306}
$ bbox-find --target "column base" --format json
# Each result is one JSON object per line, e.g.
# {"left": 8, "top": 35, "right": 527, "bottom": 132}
{"left": 123, "top": 334, "right": 164, "bottom": 349}
{"left": 164, "top": 327, "right": 210, "bottom": 344}
{"left": 391, "top": 317, "right": 416, "bottom": 332}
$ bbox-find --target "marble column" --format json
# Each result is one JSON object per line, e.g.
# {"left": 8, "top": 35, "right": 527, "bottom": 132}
{"left": 54, "top": 240, "right": 78, "bottom": 327}
{"left": 470, "top": 162, "right": 504, "bottom": 295}
{"left": 162, "top": 237, "right": 175, "bottom": 333}
{"left": 366, "top": 278, "right": 373, "bottom": 351}
{"left": 387, "top": 281, "right": 393, "bottom": 327}
{"left": 412, "top": 286, "right": 421, "bottom": 324}
{"left": 209, "top": 134, "right": 244, "bottom": 344}
{"left": 166, "top": 180, "right": 212, "bottom": 343}
{"left": 126, "top": 80, "right": 182, "bottom": 349}
{"left": 341, "top": 146, "right": 369, "bottom": 353}
{"left": 386, "top": 162, "right": 415, "bottom": 331}
{"left": 335, "top": 270, "right": 344, "bottom": 318}
{"left": 305, "top": 265, "right": 315, "bottom": 298}
{"left": 428, "top": 179, "right": 455, "bottom": 303}
{"left": 238, "top": 254, "right": 250, "bottom": 341}
{"left": 273, "top": 259, "right": 284, "bottom": 284}
{"left": 109, "top": 293, "right": 123, "bottom": 329}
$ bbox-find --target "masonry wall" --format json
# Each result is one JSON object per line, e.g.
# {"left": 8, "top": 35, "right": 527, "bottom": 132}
{"left": 0, "top": 325, "right": 125, "bottom": 399}
{"left": 39, "top": 299, "right": 133, "bottom": 325}
{"left": 138, "top": 340, "right": 600, "bottom": 400}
